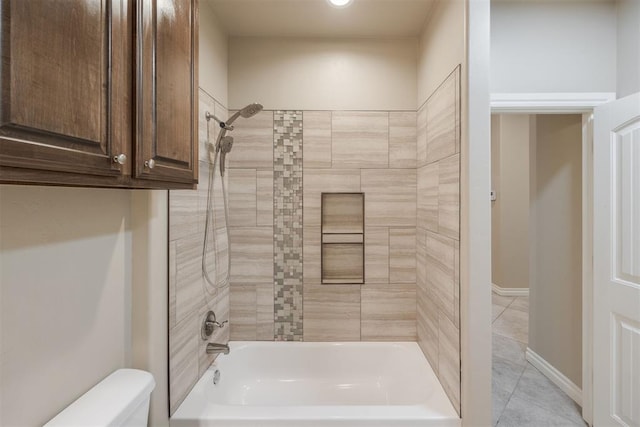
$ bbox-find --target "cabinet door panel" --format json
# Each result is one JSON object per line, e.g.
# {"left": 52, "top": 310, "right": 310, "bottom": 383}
{"left": 136, "top": 0, "right": 197, "bottom": 184}
{"left": 0, "top": 0, "right": 129, "bottom": 177}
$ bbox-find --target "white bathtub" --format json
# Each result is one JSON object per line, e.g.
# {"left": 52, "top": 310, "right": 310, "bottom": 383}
{"left": 171, "top": 341, "right": 460, "bottom": 427}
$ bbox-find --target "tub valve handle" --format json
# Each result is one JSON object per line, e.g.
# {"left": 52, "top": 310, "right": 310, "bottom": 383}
{"left": 207, "top": 320, "right": 228, "bottom": 329}
{"left": 201, "top": 311, "right": 228, "bottom": 340}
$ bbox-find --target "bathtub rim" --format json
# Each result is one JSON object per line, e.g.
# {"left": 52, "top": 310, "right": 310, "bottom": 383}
{"left": 171, "top": 341, "right": 461, "bottom": 426}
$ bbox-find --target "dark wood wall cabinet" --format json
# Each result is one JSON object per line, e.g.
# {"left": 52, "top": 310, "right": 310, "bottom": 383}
{"left": 0, "top": 0, "right": 199, "bottom": 189}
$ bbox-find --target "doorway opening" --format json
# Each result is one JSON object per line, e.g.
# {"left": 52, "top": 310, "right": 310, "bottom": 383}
{"left": 491, "top": 113, "right": 586, "bottom": 426}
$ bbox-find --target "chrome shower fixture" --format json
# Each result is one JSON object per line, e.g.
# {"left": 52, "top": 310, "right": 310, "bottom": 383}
{"left": 218, "top": 136, "right": 233, "bottom": 176}
{"left": 205, "top": 102, "right": 264, "bottom": 167}
{"left": 234, "top": 102, "right": 264, "bottom": 119}
{"left": 201, "top": 102, "right": 264, "bottom": 295}
{"left": 205, "top": 103, "right": 263, "bottom": 133}
{"left": 205, "top": 111, "right": 234, "bottom": 131}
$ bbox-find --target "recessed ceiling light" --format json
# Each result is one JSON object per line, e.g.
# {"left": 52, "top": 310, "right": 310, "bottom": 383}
{"left": 327, "top": 0, "right": 353, "bottom": 8}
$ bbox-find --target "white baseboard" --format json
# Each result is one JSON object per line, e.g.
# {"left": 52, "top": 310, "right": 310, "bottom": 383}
{"left": 525, "top": 347, "right": 582, "bottom": 406}
{"left": 492, "top": 283, "right": 529, "bottom": 297}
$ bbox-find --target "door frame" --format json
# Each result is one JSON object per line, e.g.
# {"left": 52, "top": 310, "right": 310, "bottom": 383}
{"left": 490, "top": 91, "right": 616, "bottom": 426}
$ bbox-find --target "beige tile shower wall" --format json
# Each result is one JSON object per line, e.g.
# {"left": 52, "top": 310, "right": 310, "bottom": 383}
{"left": 168, "top": 90, "right": 230, "bottom": 415}
{"left": 302, "top": 110, "right": 418, "bottom": 342}
{"left": 416, "top": 66, "right": 461, "bottom": 414}
{"left": 226, "top": 110, "right": 275, "bottom": 341}
{"left": 227, "top": 109, "right": 418, "bottom": 342}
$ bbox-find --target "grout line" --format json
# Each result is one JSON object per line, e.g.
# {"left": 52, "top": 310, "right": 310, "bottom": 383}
{"left": 492, "top": 329, "right": 528, "bottom": 346}
{"left": 492, "top": 305, "right": 508, "bottom": 324}
{"left": 501, "top": 361, "right": 586, "bottom": 427}
{"left": 503, "top": 297, "right": 517, "bottom": 311}
{"left": 496, "top": 364, "right": 527, "bottom": 426}
{"left": 493, "top": 304, "right": 529, "bottom": 425}
{"left": 491, "top": 303, "right": 580, "bottom": 426}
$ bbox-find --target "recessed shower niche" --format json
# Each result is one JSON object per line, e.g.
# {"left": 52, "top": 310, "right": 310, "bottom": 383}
{"left": 321, "top": 193, "right": 365, "bottom": 284}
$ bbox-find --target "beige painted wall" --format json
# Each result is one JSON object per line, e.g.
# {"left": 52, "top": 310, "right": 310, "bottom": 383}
{"left": 491, "top": 0, "right": 617, "bottom": 94}
{"left": 491, "top": 115, "right": 531, "bottom": 290}
{"left": 417, "top": 0, "right": 465, "bottom": 105}
{"left": 0, "top": 186, "right": 132, "bottom": 426}
{"left": 0, "top": 5, "right": 230, "bottom": 426}
{"left": 131, "top": 190, "right": 169, "bottom": 427}
{"left": 199, "top": 2, "right": 229, "bottom": 106}
{"left": 529, "top": 114, "right": 583, "bottom": 387}
{"left": 617, "top": 0, "right": 640, "bottom": 98}
{"left": 228, "top": 37, "right": 418, "bottom": 111}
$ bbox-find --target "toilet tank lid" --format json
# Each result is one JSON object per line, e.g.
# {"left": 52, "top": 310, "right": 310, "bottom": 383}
{"left": 44, "top": 369, "right": 156, "bottom": 427}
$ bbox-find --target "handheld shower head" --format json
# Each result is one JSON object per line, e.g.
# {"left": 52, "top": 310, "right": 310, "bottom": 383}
{"left": 225, "top": 103, "right": 264, "bottom": 126}
{"left": 218, "top": 136, "right": 234, "bottom": 176}
{"left": 239, "top": 103, "right": 264, "bottom": 118}
{"left": 205, "top": 103, "right": 264, "bottom": 132}
{"left": 204, "top": 102, "right": 264, "bottom": 173}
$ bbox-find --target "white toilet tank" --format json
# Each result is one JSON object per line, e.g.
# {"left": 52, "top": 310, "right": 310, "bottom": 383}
{"left": 44, "top": 369, "right": 155, "bottom": 427}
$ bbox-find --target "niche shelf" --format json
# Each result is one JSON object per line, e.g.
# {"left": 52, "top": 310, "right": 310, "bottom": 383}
{"left": 321, "top": 193, "right": 364, "bottom": 285}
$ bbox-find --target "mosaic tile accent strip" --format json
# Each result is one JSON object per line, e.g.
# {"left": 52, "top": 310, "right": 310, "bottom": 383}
{"left": 274, "top": 110, "right": 304, "bottom": 341}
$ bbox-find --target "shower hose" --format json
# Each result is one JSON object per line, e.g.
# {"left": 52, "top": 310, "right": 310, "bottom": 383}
{"left": 201, "top": 124, "right": 231, "bottom": 296}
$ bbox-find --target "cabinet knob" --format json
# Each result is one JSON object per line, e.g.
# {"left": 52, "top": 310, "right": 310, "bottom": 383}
{"left": 113, "top": 154, "right": 127, "bottom": 165}
{"left": 145, "top": 159, "right": 156, "bottom": 169}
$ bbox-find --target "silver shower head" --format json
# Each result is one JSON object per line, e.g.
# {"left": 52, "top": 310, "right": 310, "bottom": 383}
{"left": 218, "top": 136, "right": 234, "bottom": 176}
{"left": 226, "top": 103, "right": 264, "bottom": 126}
{"left": 205, "top": 103, "right": 264, "bottom": 131}
{"left": 239, "top": 103, "right": 264, "bottom": 118}
{"left": 205, "top": 102, "right": 264, "bottom": 171}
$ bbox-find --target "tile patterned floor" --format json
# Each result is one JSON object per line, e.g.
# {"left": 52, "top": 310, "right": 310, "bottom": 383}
{"left": 492, "top": 293, "right": 587, "bottom": 427}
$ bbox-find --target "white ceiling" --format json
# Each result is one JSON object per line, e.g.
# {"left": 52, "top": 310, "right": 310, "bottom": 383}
{"left": 205, "top": 0, "right": 437, "bottom": 38}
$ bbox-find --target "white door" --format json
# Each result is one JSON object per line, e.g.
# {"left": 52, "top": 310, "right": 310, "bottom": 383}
{"left": 593, "top": 93, "right": 640, "bottom": 427}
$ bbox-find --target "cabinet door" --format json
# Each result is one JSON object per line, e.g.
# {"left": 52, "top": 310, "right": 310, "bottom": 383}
{"left": 136, "top": 0, "right": 198, "bottom": 184}
{"left": 0, "top": 0, "right": 131, "bottom": 182}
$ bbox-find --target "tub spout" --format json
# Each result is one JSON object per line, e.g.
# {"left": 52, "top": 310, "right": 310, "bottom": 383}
{"left": 206, "top": 343, "right": 230, "bottom": 355}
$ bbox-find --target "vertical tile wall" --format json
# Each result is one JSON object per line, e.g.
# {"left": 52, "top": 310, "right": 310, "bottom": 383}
{"left": 228, "top": 109, "right": 418, "bottom": 343}
{"left": 416, "top": 66, "right": 462, "bottom": 414}
{"left": 304, "top": 111, "right": 417, "bottom": 342}
{"left": 168, "top": 89, "right": 230, "bottom": 414}
{"left": 273, "top": 111, "right": 304, "bottom": 341}
{"left": 227, "top": 110, "right": 275, "bottom": 340}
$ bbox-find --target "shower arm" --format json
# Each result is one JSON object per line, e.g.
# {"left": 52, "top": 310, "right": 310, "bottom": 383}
{"left": 204, "top": 103, "right": 263, "bottom": 161}
{"left": 205, "top": 111, "right": 235, "bottom": 132}
{"left": 205, "top": 103, "right": 263, "bottom": 135}
{"left": 205, "top": 112, "right": 229, "bottom": 155}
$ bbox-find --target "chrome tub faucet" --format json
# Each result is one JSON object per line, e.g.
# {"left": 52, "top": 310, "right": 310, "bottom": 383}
{"left": 206, "top": 343, "right": 230, "bottom": 355}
